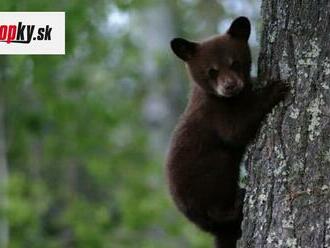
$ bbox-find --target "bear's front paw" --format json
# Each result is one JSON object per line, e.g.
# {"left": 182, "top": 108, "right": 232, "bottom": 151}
{"left": 268, "top": 80, "right": 290, "bottom": 104}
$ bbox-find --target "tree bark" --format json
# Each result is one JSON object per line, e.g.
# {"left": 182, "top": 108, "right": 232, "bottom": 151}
{"left": 239, "top": 1, "right": 330, "bottom": 247}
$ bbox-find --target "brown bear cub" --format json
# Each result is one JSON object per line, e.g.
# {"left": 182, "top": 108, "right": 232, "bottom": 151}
{"left": 166, "top": 17, "right": 289, "bottom": 248}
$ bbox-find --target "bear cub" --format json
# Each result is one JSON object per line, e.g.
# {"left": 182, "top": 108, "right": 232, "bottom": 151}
{"left": 166, "top": 17, "right": 289, "bottom": 248}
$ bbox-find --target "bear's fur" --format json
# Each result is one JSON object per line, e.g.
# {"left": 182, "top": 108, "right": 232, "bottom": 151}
{"left": 166, "top": 17, "right": 289, "bottom": 248}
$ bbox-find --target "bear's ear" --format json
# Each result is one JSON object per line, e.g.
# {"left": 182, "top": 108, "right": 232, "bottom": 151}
{"left": 227, "top": 16, "right": 251, "bottom": 41}
{"left": 170, "top": 38, "right": 198, "bottom": 61}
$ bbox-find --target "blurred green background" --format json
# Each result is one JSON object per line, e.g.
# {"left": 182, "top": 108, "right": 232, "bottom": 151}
{"left": 0, "top": 1, "right": 260, "bottom": 247}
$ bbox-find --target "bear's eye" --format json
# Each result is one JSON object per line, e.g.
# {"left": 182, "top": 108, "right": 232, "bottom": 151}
{"left": 230, "top": 60, "right": 241, "bottom": 71}
{"left": 208, "top": 68, "right": 218, "bottom": 79}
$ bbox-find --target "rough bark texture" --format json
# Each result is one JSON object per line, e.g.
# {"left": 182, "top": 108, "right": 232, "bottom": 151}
{"left": 239, "top": 1, "right": 330, "bottom": 248}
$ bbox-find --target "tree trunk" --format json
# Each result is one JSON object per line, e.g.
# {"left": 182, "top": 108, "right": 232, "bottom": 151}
{"left": 0, "top": 57, "right": 9, "bottom": 248}
{"left": 240, "top": 1, "right": 330, "bottom": 248}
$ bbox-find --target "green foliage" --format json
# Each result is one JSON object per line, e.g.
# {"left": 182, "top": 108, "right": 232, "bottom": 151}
{"left": 1, "top": 0, "right": 257, "bottom": 247}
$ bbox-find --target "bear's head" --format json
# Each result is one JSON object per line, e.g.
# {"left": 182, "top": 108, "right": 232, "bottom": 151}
{"left": 171, "top": 17, "right": 252, "bottom": 98}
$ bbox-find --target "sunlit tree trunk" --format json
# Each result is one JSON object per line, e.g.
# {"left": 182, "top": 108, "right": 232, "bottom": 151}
{"left": 0, "top": 57, "right": 9, "bottom": 248}
{"left": 240, "top": 1, "right": 330, "bottom": 247}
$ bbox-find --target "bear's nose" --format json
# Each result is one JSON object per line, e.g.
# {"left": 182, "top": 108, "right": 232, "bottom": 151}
{"left": 225, "top": 83, "right": 236, "bottom": 91}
